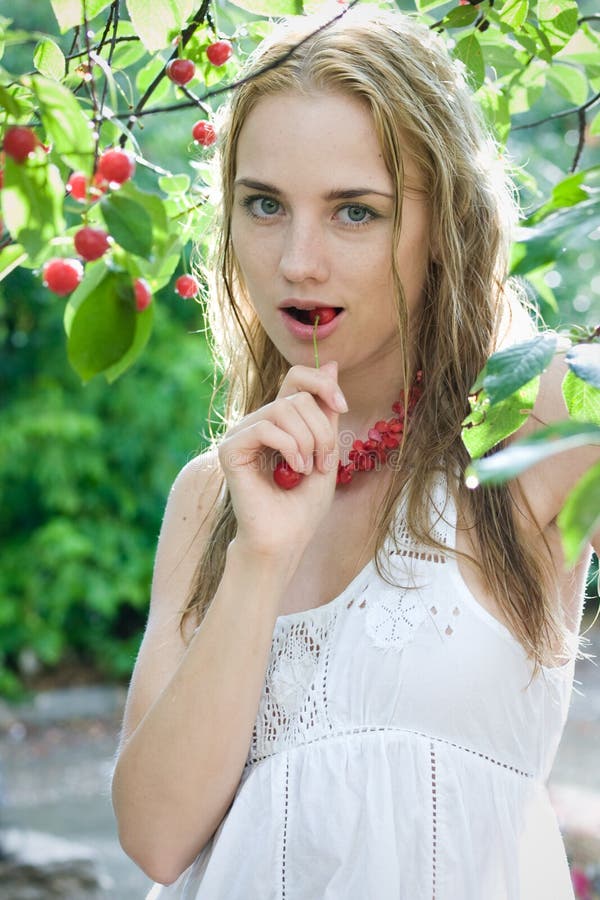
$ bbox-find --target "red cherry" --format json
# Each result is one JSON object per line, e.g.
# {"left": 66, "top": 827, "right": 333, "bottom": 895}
{"left": 175, "top": 274, "right": 200, "bottom": 298}
{"left": 42, "top": 258, "right": 84, "bottom": 296}
{"left": 307, "top": 308, "right": 337, "bottom": 326}
{"left": 74, "top": 226, "right": 110, "bottom": 261}
{"left": 134, "top": 278, "right": 152, "bottom": 312}
{"left": 166, "top": 58, "right": 196, "bottom": 86}
{"left": 67, "top": 172, "right": 89, "bottom": 202}
{"left": 206, "top": 40, "right": 233, "bottom": 67}
{"left": 97, "top": 149, "right": 135, "bottom": 185}
{"left": 3, "top": 126, "right": 37, "bottom": 163}
{"left": 192, "top": 120, "right": 216, "bottom": 147}
{"left": 273, "top": 460, "right": 303, "bottom": 490}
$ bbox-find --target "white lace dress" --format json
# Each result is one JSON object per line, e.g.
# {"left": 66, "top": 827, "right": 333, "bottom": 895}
{"left": 148, "top": 474, "right": 578, "bottom": 899}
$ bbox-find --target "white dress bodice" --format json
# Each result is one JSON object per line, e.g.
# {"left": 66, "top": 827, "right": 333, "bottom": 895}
{"left": 149, "top": 472, "right": 577, "bottom": 899}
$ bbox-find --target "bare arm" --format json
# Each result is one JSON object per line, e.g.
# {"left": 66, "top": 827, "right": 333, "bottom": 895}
{"left": 112, "top": 363, "right": 343, "bottom": 884}
{"left": 111, "top": 452, "right": 298, "bottom": 885}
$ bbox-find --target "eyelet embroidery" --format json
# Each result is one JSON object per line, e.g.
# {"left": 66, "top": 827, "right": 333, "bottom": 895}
{"left": 365, "top": 585, "right": 427, "bottom": 650}
{"left": 270, "top": 651, "right": 317, "bottom": 717}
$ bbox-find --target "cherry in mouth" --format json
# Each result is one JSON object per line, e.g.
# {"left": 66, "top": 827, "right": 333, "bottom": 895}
{"left": 286, "top": 307, "right": 342, "bottom": 325}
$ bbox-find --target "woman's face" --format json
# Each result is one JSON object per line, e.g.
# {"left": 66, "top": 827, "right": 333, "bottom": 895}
{"left": 230, "top": 90, "right": 432, "bottom": 375}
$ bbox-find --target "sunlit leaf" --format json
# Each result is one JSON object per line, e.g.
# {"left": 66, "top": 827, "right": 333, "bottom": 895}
{"left": 466, "top": 420, "right": 600, "bottom": 484}
{"left": 546, "top": 64, "right": 589, "bottom": 105}
{"left": 480, "top": 334, "right": 557, "bottom": 404}
{"left": 558, "top": 459, "right": 600, "bottom": 566}
{"left": 0, "top": 243, "right": 28, "bottom": 281}
{"left": 565, "top": 343, "right": 600, "bottom": 391}
{"left": 33, "top": 38, "right": 65, "bottom": 81}
{"left": 1, "top": 155, "right": 65, "bottom": 261}
{"left": 30, "top": 76, "right": 95, "bottom": 175}
{"left": 50, "top": 0, "right": 114, "bottom": 32}
{"left": 498, "top": 0, "right": 529, "bottom": 31}
{"left": 125, "top": 0, "right": 195, "bottom": 52}
{"left": 454, "top": 33, "right": 484, "bottom": 91}
{"left": 462, "top": 377, "right": 539, "bottom": 459}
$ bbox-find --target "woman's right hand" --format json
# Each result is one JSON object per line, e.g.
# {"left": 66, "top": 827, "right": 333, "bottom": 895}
{"left": 217, "top": 360, "right": 348, "bottom": 562}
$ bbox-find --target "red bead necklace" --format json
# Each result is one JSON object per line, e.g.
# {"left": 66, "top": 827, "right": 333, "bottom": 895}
{"left": 273, "top": 309, "right": 423, "bottom": 490}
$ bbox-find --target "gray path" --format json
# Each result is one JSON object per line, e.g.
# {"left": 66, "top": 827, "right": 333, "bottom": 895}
{"left": 0, "top": 628, "right": 599, "bottom": 899}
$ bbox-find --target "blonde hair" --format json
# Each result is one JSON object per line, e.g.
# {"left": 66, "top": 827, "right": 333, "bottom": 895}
{"left": 186, "top": 5, "right": 566, "bottom": 670}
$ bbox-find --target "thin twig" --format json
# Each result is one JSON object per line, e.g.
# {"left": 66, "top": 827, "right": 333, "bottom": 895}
{"left": 569, "top": 107, "right": 587, "bottom": 173}
{"left": 512, "top": 90, "right": 600, "bottom": 131}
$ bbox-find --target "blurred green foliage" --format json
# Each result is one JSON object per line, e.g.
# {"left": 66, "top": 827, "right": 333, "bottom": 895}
{"left": 0, "top": 263, "right": 214, "bottom": 696}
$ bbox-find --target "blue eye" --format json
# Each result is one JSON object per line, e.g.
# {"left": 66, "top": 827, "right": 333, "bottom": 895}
{"left": 242, "top": 196, "right": 281, "bottom": 218}
{"left": 338, "top": 205, "right": 374, "bottom": 226}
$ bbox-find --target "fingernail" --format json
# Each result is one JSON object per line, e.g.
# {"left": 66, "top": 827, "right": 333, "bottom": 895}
{"left": 334, "top": 389, "right": 348, "bottom": 413}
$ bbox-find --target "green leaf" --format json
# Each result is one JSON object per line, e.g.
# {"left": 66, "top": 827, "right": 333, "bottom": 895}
{"left": 125, "top": 0, "right": 195, "bottom": 52}
{"left": 30, "top": 76, "right": 95, "bottom": 175}
{"left": 498, "top": 0, "right": 529, "bottom": 30}
{"left": 546, "top": 64, "right": 589, "bottom": 105}
{"left": 557, "top": 460, "right": 600, "bottom": 566}
{"left": 104, "top": 300, "right": 154, "bottom": 382}
{"left": 510, "top": 199, "right": 600, "bottom": 275}
{"left": 66, "top": 270, "right": 136, "bottom": 381}
{"left": 562, "top": 370, "right": 600, "bottom": 426}
{"left": 481, "top": 334, "right": 557, "bottom": 404}
{"left": 537, "top": 0, "right": 578, "bottom": 54}
{"left": 565, "top": 343, "right": 600, "bottom": 391}
{"left": 33, "top": 38, "right": 65, "bottom": 81}
{"left": 454, "top": 33, "right": 485, "bottom": 91}
{"left": 0, "top": 84, "right": 27, "bottom": 118}
{"left": 462, "top": 377, "right": 540, "bottom": 459}
{"left": 100, "top": 193, "right": 153, "bottom": 259}
{"left": 466, "top": 420, "right": 600, "bottom": 484}
{"left": 444, "top": 6, "right": 479, "bottom": 28}
{"left": 50, "top": 0, "right": 113, "bottom": 31}
{"left": 477, "top": 83, "right": 511, "bottom": 144}
{"left": 526, "top": 168, "right": 599, "bottom": 225}
{"left": 159, "top": 174, "right": 191, "bottom": 194}
{"left": 227, "top": 0, "right": 302, "bottom": 15}
{"left": 591, "top": 109, "right": 600, "bottom": 138}
{"left": 1, "top": 155, "right": 65, "bottom": 261}
{"left": 0, "top": 243, "right": 27, "bottom": 281}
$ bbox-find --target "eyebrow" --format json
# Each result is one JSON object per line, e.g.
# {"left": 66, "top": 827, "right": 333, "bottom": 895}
{"left": 234, "top": 178, "right": 394, "bottom": 201}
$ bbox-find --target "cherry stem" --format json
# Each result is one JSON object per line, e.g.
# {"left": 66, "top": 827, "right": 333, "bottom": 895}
{"left": 313, "top": 315, "right": 320, "bottom": 369}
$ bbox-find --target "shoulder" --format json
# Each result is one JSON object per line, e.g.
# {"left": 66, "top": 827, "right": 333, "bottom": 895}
{"left": 507, "top": 345, "right": 600, "bottom": 557}
{"left": 151, "top": 447, "right": 225, "bottom": 615}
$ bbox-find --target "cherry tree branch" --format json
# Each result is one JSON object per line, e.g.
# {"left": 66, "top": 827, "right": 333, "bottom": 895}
{"left": 512, "top": 90, "right": 600, "bottom": 131}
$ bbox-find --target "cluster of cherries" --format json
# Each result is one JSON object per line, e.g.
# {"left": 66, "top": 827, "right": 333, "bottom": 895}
{"left": 166, "top": 39, "right": 234, "bottom": 148}
{"left": 0, "top": 37, "right": 234, "bottom": 304}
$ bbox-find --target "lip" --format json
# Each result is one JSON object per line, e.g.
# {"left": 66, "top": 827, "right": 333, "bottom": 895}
{"left": 279, "top": 307, "right": 346, "bottom": 340}
{"left": 278, "top": 299, "right": 344, "bottom": 311}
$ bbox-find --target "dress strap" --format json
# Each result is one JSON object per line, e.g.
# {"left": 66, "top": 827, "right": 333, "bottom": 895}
{"left": 390, "top": 468, "right": 458, "bottom": 565}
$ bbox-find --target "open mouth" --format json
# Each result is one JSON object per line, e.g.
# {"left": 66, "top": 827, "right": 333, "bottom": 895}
{"left": 285, "top": 307, "right": 344, "bottom": 325}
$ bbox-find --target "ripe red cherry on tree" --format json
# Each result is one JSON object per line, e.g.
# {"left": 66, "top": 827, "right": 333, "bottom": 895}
{"left": 192, "top": 120, "right": 216, "bottom": 147}
{"left": 134, "top": 278, "right": 152, "bottom": 312}
{"left": 42, "top": 258, "right": 84, "bottom": 296}
{"left": 74, "top": 226, "right": 110, "bottom": 261}
{"left": 166, "top": 58, "right": 196, "bottom": 86}
{"left": 206, "top": 40, "right": 233, "bottom": 67}
{"left": 3, "top": 126, "right": 38, "bottom": 163}
{"left": 96, "top": 149, "right": 135, "bottom": 185}
{"left": 175, "top": 274, "right": 200, "bottom": 298}
{"left": 66, "top": 172, "right": 88, "bottom": 202}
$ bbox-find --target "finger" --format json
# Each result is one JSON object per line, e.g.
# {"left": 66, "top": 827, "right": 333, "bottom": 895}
{"left": 220, "top": 420, "right": 311, "bottom": 475}
{"left": 278, "top": 363, "right": 348, "bottom": 414}
{"left": 277, "top": 393, "right": 336, "bottom": 474}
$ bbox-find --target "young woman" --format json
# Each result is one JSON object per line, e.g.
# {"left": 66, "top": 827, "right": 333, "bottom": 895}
{"left": 111, "top": 6, "right": 599, "bottom": 898}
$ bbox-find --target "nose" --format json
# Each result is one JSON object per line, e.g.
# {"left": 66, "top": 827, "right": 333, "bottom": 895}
{"left": 278, "top": 217, "right": 329, "bottom": 284}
